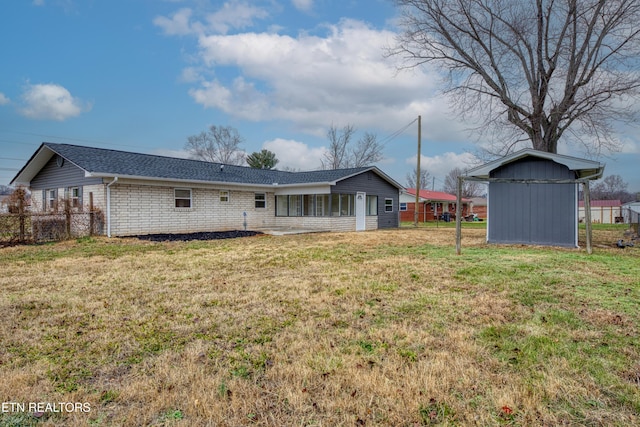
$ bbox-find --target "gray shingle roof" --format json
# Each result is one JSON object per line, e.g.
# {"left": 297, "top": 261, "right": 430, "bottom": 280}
{"left": 464, "top": 148, "right": 604, "bottom": 180}
{"left": 37, "top": 143, "right": 399, "bottom": 187}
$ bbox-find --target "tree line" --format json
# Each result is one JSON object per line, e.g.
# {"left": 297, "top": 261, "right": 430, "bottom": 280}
{"left": 184, "top": 124, "right": 385, "bottom": 170}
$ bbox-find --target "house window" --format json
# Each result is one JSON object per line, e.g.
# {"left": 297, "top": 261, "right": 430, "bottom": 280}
{"left": 400, "top": 202, "right": 407, "bottom": 211}
{"left": 288, "top": 195, "right": 302, "bottom": 216}
{"left": 366, "top": 195, "right": 378, "bottom": 216}
{"left": 255, "top": 193, "right": 266, "bottom": 209}
{"left": 219, "top": 190, "right": 229, "bottom": 203}
{"left": 385, "top": 198, "right": 393, "bottom": 212}
{"left": 303, "top": 195, "right": 314, "bottom": 217}
{"left": 316, "top": 194, "right": 330, "bottom": 216}
{"left": 276, "top": 195, "right": 288, "bottom": 216}
{"left": 340, "top": 194, "right": 354, "bottom": 216}
{"left": 275, "top": 194, "right": 333, "bottom": 217}
{"left": 45, "top": 189, "right": 57, "bottom": 211}
{"left": 68, "top": 187, "right": 82, "bottom": 209}
{"left": 175, "top": 189, "right": 192, "bottom": 208}
{"left": 331, "top": 194, "right": 340, "bottom": 216}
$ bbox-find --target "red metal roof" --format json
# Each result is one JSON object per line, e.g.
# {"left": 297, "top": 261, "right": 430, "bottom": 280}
{"left": 405, "top": 188, "right": 470, "bottom": 203}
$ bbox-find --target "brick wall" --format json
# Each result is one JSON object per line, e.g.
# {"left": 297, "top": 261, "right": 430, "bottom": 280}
{"left": 274, "top": 215, "right": 378, "bottom": 231}
{"left": 109, "top": 184, "right": 277, "bottom": 236}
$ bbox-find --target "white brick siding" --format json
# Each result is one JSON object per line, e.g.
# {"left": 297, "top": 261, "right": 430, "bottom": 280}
{"left": 31, "top": 182, "right": 382, "bottom": 236}
{"left": 109, "top": 184, "right": 277, "bottom": 236}
{"left": 274, "top": 216, "right": 377, "bottom": 231}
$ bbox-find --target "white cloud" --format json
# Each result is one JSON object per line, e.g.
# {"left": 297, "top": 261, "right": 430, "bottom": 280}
{"left": 151, "top": 148, "right": 192, "bottom": 159}
{"left": 33, "top": 0, "right": 45, "bottom": 5}
{"left": 291, "top": 0, "right": 314, "bottom": 13}
{"left": 19, "top": 83, "right": 91, "bottom": 121}
{"left": 189, "top": 19, "right": 443, "bottom": 135}
{"left": 154, "top": 2, "right": 269, "bottom": 36}
{"left": 157, "top": 6, "right": 474, "bottom": 148}
{"left": 0, "top": 93, "right": 9, "bottom": 105}
{"left": 619, "top": 136, "right": 640, "bottom": 154}
{"left": 153, "top": 8, "right": 194, "bottom": 36}
{"left": 205, "top": 1, "right": 269, "bottom": 34}
{"left": 263, "top": 138, "right": 327, "bottom": 171}
{"left": 406, "top": 152, "right": 480, "bottom": 180}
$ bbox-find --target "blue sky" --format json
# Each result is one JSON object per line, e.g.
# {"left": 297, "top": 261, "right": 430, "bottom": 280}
{"left": 1, "top": 0, "right": 639, "bottom": 192}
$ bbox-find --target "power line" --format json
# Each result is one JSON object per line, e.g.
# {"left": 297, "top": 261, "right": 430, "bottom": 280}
{"left": 378, "top": 118, "right": 418, "bottom": 145}
{"left": 0, "top": 130, "right": 143, "bottom": 151}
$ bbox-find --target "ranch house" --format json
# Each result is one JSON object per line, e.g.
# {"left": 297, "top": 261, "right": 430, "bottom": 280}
{"left": 11, "top": 143, "right": 403, "bottom": 237}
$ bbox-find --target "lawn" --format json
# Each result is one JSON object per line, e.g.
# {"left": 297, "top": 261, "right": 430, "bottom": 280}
{"left": 0, "top": 226, "right": 638, "bottom": 426}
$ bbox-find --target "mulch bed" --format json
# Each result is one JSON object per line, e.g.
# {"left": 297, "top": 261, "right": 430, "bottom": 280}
{"left": 126, "top": 230, "right": 263, "bottom": 242}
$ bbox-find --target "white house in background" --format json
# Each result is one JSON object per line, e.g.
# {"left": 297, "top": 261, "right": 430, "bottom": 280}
{"left": 578, "top": 200, "right": 623, "bottom": 224}
{"left": 11, "top": 142, "right": 403, "bottom": 237}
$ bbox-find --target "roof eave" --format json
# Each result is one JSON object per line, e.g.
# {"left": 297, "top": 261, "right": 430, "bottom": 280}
{"left": 10, "top": 144, "right": 56, "bottom": 186}
{"left": 87, "top": 172, "right": 338, "bottom": 189}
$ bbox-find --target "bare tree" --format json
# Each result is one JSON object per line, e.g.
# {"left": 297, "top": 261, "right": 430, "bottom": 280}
{"left": 322, "top": 124, "right": 384, "bottom": 169}
{"left": 322, "top": 124, "right": 356, "bottom": 169}
{"left": 390, "top": 0, "right": 640, "bottom": 156}
{"left": 591, "top": 174, "right": 635, "bottom": 202}
{"left": 352, "top": 132, "right": 384, "bottom": 168}
{"left": 185, "top": 125, "right": 245, "bottom": 165}
{"left": 443, "top": 167, "right": 483, "bottom": 198}
{"left": 406, "top": 167, "right": 431, "bottom": 190}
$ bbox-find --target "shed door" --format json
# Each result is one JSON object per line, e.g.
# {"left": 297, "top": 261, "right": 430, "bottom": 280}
{"left": 355, "top": 192, "right": 366, "bottom": 231}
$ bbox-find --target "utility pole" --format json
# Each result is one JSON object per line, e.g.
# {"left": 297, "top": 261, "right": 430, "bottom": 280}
{"left": 414, "top": 115, "right": 421, "bottom": 227}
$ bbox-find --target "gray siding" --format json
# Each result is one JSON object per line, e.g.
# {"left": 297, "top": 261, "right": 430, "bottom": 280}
{"left": 332, "top": 171, "right": 399, "bottom": 228}
{"left": 30, "top": 155, "right": 103, "bottom": 190}
{"left": 488, "top": 157, "right": 577, "bottom": 247}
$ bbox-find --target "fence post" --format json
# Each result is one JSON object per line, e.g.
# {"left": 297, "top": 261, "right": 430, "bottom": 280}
{"left": 89, "top": 192, "right": 94, "bottom": 236}
{"left": 65, "top": 199, "right": 72, "bottom": 239}
{"left": 18, "top": 190, "right": 26, "bottom": 242}
{"left": 582, "top": 181, "right": 593, "bottom": 255}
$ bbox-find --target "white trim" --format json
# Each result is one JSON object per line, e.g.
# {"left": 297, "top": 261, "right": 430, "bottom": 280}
{"left": 106, "top": 176, "right": 118, "bottom": 238}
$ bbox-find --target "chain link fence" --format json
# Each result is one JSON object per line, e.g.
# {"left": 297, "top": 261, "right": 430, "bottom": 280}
{"left": 0, "top": 189, "right": 104, "bottom": 246}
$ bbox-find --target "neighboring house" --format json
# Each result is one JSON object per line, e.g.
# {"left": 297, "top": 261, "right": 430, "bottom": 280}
{"left": 578, "top": 200, "right": 623, "bottom": 224}
{"left": 399, "top": 189, "right": 471, "bottom": 222}
{"left": 11, "top": 142, "right": 402, "bottom": 237}
{"left": 465, "top": 149, "right": 604, "bottom": 247}
{"left": 469, "top": 197, "right": 487, "bottom": 219}
{"left": 0, "top": 194, "right": 10, "bottom": 213}
{"left": 0, "top": 195, "right": 9, "bottom": 213}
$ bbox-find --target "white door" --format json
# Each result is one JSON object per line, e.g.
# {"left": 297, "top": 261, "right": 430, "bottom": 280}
{"left": 355, "top": 192, "right": 366, "bottom": 231}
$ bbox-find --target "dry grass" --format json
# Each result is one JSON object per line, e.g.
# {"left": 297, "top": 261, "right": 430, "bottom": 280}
{"left": 0, "top": 226, "right": 638, "bottom": 426}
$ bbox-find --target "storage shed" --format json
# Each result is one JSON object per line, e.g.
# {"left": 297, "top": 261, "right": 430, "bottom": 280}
{"left": 463, "top": 149, "right": 604, "bottom": 248}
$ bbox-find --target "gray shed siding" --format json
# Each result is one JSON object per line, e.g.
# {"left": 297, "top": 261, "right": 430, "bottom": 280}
{"left": 488, "top": 158, "right": 577, "bottom": 247}
{"left": 30, "top": 155, "right": 103, "bottom": 190}
{"left": 332, "top": 171, "right": 399, "bottom": 228}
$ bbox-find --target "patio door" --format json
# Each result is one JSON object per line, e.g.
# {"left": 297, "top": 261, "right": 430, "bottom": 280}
{"left": 355, "top": 192, "right": 366, "bottom": 231}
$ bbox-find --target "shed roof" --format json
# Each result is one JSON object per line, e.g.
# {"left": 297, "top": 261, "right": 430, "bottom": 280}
{"left": 11, "top": 142, "right": 403, "bottom": 189}
{"left": 465, "top": 149, "right": 604, "bottom": 180}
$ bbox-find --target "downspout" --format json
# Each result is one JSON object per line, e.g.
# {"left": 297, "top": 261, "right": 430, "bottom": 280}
{"left": 106, "top": 177, "right": 118, "bottom": 237}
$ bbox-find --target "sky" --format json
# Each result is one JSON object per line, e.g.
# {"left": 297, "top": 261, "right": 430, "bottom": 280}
{"left": 1, "top": 0, "right": 638, "bottom": 193}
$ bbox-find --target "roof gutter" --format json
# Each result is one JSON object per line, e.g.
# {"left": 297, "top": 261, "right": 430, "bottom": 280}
{"left": 106, "top": 177, "right": 118, "bottom": 238}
